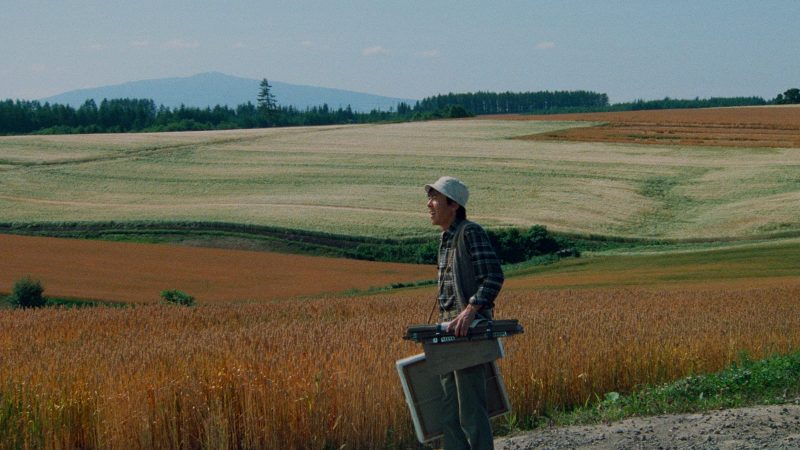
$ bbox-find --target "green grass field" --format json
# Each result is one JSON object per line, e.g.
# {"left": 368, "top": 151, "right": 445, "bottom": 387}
{"left": 504, "top": 238, "right": 800, "bottom": 290}
{"left": 1, "top": 119, "right": 798, "bottom": 240}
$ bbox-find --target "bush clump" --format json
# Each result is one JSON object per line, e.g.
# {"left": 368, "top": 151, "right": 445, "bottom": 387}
{"left": 487, "top": 225, "right": 569, "bottom": 264}
{"left": 10, "top": 275, "right": 46, "bottom": 308}
{"left": 160, "top": 289, "right": 195, "bottom": 306}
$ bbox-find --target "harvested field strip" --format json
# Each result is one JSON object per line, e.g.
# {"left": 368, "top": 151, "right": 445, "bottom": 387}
{"left": 520, "top": 124, "right": 800, "bottom": 148}
{"left": 0, "top": 220, "right": 437, "bottom": 263}
{"left": 0, "top": 234, "right": 434, "bottom": 304}
{"left": 492, "top": 106, "right": 800, "bottom": 148}
{"left": 1, "top": 280, "right": 799, "bottom": 448}
{"left": 0, "top": 221, "right": 421, "bottom": 247}
{"left": 487, "top": 105, "right": 800, "bottom": 127}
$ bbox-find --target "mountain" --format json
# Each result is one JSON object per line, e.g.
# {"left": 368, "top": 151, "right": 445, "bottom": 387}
{"left": 40, "top": 72, "right": 417, "bottom": 112}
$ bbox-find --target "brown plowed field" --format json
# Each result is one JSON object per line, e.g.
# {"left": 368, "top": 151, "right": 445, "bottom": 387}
{"left": 0, "top": 234, "right": 434, "bottom": 304}
{"left": 488, "top": 105, "right": 800, "bottom": 148}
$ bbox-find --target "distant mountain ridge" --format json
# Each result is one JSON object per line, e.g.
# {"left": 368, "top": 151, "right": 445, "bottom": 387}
{"left": 41, "top": 72, "right": 416, "bottom": 112}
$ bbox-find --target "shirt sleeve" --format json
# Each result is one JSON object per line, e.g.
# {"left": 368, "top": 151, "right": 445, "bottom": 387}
{"left": 464, "top": 224, "right": 504, "bottom": 308}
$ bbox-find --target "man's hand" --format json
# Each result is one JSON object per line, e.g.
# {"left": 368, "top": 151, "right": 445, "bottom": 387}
{"left": 447, "top": 304, "right": 481, "bottom": 337}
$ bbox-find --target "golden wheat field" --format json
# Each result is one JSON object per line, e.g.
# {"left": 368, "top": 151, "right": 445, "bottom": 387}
{"left": 1, "top": 114, "right": 799, "bottom": 239}
{"left": 2, "top": 277, "right": 800, "bottom": 449}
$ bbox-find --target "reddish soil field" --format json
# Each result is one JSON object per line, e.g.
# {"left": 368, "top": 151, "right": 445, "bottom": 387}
{"left": 0, "top": 234, "right": 434, "bottom": 304}
{"left": 486, "top": 105, "right": 800, "bottom": 148}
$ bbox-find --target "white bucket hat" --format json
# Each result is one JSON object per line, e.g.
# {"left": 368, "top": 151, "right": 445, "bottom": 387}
{"left": 424, "top": 176, "right": 469, "bottom": 207}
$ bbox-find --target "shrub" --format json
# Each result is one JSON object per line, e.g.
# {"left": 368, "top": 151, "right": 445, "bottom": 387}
{"left": 487, "top": 225, "right": 564, "bottom": 264}
{"left": 160, "top": 289, "right": 195, "bottom": 306}
{"left": 414, "top": 241, "right": 439, "bottom": 264}
{"left": 10, "top": 275, "right": 46, "bottom": 308}
{"left": 444, "top": 104, "right": 472, "bottom": 118}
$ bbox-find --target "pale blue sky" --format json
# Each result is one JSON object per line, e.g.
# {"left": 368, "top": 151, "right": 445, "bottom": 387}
{"left": 2, "top": 1, "right": 798, "bottom": 103}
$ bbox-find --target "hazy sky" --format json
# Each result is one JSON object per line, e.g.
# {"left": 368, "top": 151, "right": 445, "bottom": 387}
{"left": 2, "top": 1, "right": 798, "bottom": 103}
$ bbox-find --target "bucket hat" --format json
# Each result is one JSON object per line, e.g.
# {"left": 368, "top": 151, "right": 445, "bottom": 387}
{"left": 424, "top": 176, "right": 469, "bottom": 207}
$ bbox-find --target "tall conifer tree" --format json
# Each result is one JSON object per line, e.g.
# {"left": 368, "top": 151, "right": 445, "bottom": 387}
{"left": 257, "top": 78, "right": 277, "bottom": 112}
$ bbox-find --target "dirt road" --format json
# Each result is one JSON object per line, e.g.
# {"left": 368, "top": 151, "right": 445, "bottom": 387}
{"left": 496, "top": 403, "right": 800, "bottom": 449}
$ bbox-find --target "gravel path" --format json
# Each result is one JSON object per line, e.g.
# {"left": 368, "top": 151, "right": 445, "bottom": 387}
{"left": 495, "top": 404, "right": 800, "bottom": 449}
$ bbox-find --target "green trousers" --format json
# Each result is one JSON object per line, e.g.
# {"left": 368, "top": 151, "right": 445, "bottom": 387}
{"left": 439, "top": 363, "right": 493, "bottom": 450}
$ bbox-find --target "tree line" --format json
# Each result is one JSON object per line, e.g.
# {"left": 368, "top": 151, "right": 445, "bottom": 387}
{"left": 775, "top": 88, "right": 800, "bottom": 105}
{"left": 0, "top": 98, "right": 403, "bottom": 135}
{"left": 409, "top": 88, "right": 799, "bottom": 116}
{"left": 606, "top": 96, "right": 768, "bottom": 112}
{"left": 412, "top": 90, "right": 610, "bottom": 115}
{"left": 1, "top": 81, "right": 797, "bottom": 135}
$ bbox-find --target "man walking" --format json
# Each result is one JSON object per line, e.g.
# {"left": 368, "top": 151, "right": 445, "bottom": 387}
{"left": 424, "top": 176, "right": 504, "bottom": 450}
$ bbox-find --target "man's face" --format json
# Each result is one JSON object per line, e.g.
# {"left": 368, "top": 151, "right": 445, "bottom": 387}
{"left": 427, "top": 189, "right": 459, "bottom": 230}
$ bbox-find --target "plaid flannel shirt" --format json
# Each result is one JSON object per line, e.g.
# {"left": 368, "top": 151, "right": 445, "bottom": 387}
{"left": 437, "top": 218, "right": 504, "bottom": 314}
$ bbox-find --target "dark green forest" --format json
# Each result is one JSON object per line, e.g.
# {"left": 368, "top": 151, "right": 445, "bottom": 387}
{"left": 413, "top": 90, "right": 610, "bottom": 115}
{"left": 0, "top": 85, "right": 796, "bottom": 136}
{"left": 0, "top": 98, "right": 404, "bottom": 135}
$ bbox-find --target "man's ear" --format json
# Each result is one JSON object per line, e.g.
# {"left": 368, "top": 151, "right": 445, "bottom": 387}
{"left": 448, "top": 200, "right": 460, "bottom": 213}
